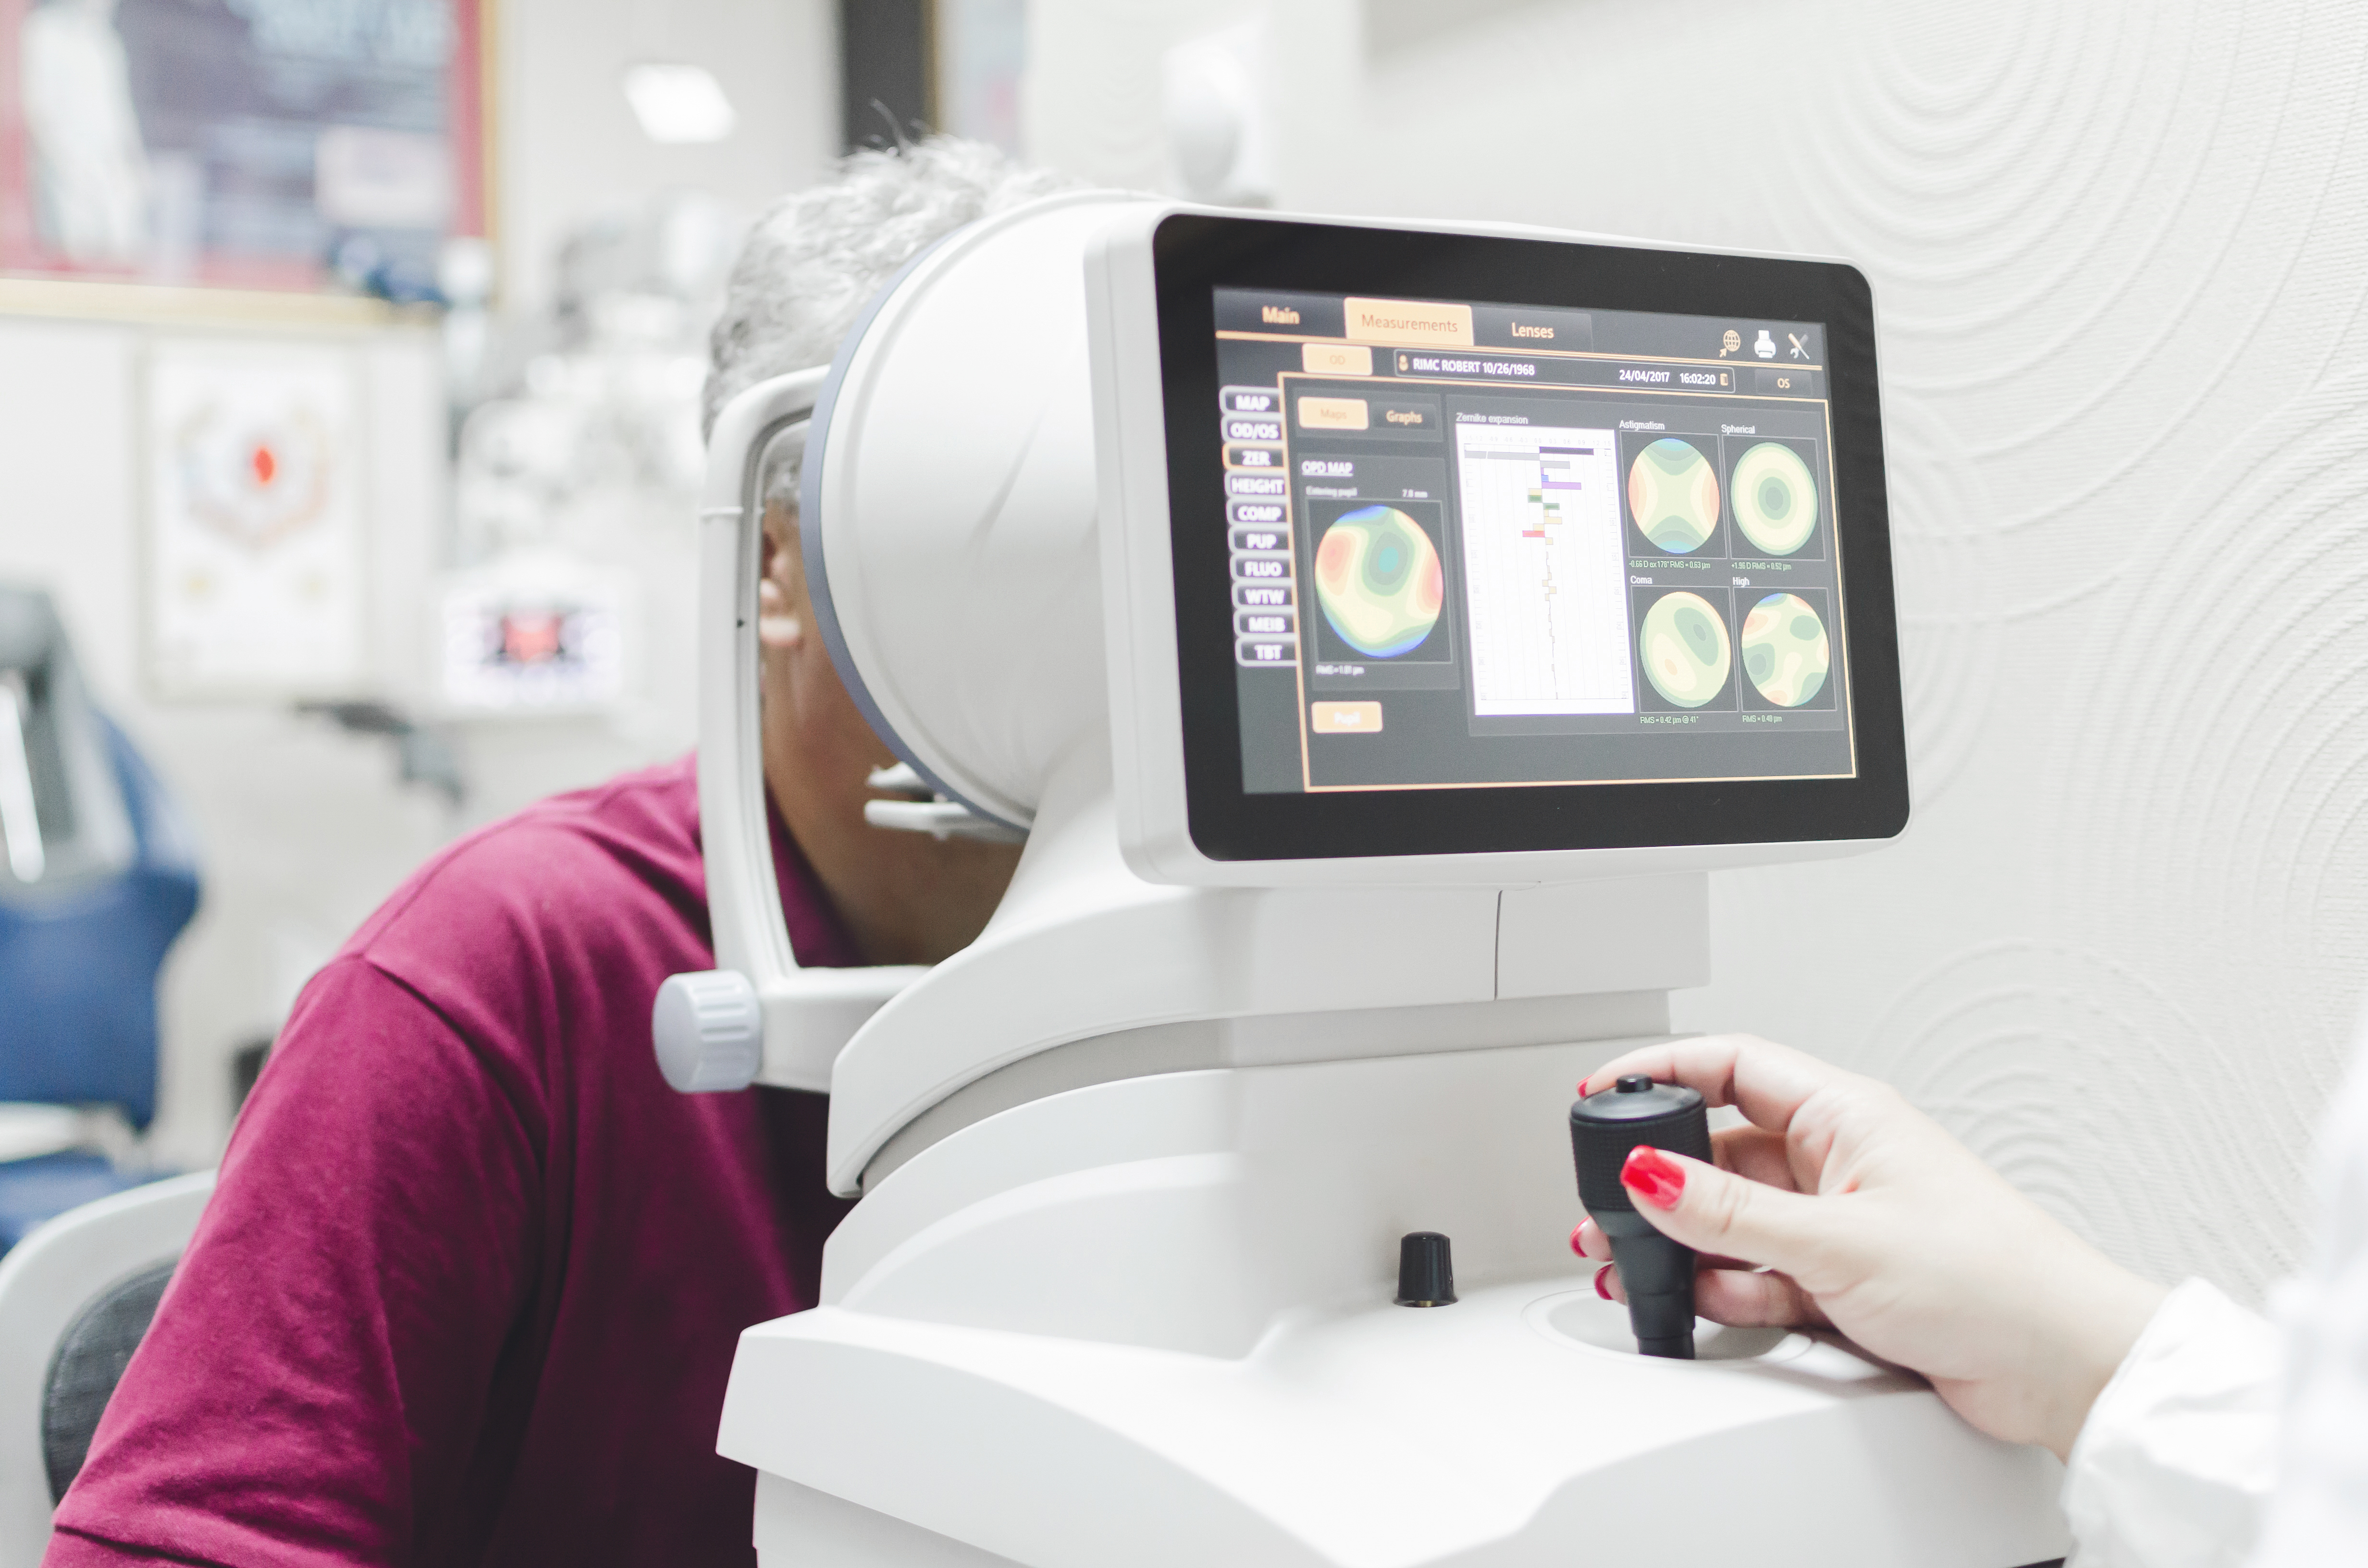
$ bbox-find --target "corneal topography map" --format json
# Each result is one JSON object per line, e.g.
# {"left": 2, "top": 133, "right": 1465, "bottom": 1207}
{"left": 1314, "top": 505, "right": 1444, "bottom": 658}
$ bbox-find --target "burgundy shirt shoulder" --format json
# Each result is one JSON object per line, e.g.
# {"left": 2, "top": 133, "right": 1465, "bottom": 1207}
{"left": 48, "top": 757, "right": 858, "bottom": 1568}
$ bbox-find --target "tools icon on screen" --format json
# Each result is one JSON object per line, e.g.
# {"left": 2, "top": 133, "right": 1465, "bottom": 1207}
{"left": 1788, "top": 332, "right": 1809, "bottom": 359}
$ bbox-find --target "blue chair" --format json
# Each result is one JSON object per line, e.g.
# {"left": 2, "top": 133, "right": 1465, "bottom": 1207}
{"left": 0, "top": 588, "right": 200, "bottom": 1255}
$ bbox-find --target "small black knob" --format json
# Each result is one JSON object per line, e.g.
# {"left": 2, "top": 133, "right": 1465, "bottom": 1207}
{"left": 1616, "top": 1073, "right": 1655, "bottom": 1093}
{"left": 1395, "top": 1231, "right": 1456, "bottom": 1307}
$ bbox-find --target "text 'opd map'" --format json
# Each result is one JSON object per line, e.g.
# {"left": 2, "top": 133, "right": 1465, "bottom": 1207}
{"left": 1453, "top": 422, "right": 1635, "bottom": 716}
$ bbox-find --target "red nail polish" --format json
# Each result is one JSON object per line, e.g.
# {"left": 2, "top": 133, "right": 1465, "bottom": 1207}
{"left": 1621, "top": 1144, "right": 1685, "bottom": 1210}
{"left": 1568, "top": 1224, "right": 1588, "bottom": 1257}
{"left": 1593, "top": 1263, "right": 1614, "bottom": 1300}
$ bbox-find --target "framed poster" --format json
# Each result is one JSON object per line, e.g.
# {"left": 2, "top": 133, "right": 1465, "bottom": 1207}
{"left": 0, "top": 0, "right": 488, "bottom": 295}
{"left": 145, "top": 338, "right": 368, "bottom": 697}
{"left": 435, "top": 549, "right": 630, "bottom": 715}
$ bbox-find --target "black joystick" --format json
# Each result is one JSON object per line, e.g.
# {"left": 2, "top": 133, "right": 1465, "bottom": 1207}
{"left": 1570, "top": 1074, "right": 1713, "bottom": 1359}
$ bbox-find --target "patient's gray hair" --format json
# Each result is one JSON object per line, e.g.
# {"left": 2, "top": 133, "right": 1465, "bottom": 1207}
{"left": 703, "top": 136, "right": 1073, "bottom": 501}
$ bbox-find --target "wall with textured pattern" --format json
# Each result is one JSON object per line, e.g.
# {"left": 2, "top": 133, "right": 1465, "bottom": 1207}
{"left": 1024, "top": 0, "right": 2368, "bottom": 1304}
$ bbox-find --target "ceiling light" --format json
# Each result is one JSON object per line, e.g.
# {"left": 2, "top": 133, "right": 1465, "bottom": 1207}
{"left": 622, "top": 63, "right": 738, "bottom": 145}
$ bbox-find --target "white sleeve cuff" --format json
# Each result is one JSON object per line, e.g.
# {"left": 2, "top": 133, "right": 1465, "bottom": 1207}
{"left": 2061, "top": 1277, "right": 2278, "bottom": 1568}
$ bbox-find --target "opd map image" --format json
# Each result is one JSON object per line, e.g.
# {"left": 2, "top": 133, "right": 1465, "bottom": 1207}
{"left": 1627, "top": 438, "right": 1721, "bottom": 553}
{"left": 1313, "top": 505, "right": 1444, "bottom": 657}
{"left": 1731, "top": 441, "right": 1819, "bottom": 556}
{"left": 1740, "top": 592, "right": 1830, "bottom": 706}
{"left": 1639, "top": 591, "right": 1732, "bottom": 708}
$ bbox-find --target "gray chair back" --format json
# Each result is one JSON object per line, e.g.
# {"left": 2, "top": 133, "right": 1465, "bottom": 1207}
{"left": 40, "top": 1260, "right": 174, "bottom": 1503}
{"left": 0, "top": 1171, "right": 213, "bottom": 1565}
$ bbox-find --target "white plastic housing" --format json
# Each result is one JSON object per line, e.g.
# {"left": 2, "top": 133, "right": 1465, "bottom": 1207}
{"left": 802, "top": 191, "right": 1151, "bottom": 831}
{"left": 817, "top": 740, "right": 1709, "bottom": 1195}
{"left": 723, "top": 1045, "right": 2071, "bottom": 1568}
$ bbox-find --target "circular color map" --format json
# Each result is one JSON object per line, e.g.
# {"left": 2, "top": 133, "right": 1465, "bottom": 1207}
{"left": 1740, "top": 592, "right": 1830, "bottom": 707}
{"left": 1730, "top": 441, "right": 1818, "bottom": 556}
{"left": 1626, "top": 438, "right": 1721, "bottom": 553}
{"left": 1314, "top": 505, "right": 1444, "bottom": 658}
{"left": 1638, "top": 591, "right": 1731, "bottom": 708}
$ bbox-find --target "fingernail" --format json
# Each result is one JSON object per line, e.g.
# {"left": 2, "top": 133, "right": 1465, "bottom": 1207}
{"left": 1568, "top": 1224, "right": 1587, "bottom": 1257}
{"left": 1593, "top": 1263, "right": 1614, "bottom": 1300}
{"left": 1621, "top": 1145, "right": 1685, "bottom": 1210}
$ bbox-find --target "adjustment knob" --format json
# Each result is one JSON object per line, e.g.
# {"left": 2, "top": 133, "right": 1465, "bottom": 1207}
{"left": 1395, "top": 1231, "right": 1457, "bottom": 1307}
{"left": 652, "top": 970, "right": 763, "bottom": 1092}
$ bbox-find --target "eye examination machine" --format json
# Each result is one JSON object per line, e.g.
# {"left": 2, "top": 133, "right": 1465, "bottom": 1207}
{"left": 653, "top": 194, "right": 2071, "bottom": 1566}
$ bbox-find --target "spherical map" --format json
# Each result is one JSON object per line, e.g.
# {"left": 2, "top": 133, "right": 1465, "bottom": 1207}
{"left": 1638, "top": 591, "right": 1731, "bottom": 708}
{"left": 1730, "top": 441, "right": 1818, "bottom": 556}
{"left": 1314, "top": 505, "right": 1444, "bottom": 658}
{"left": 1626, "top": 438, "right": 1721, "bottom": 553}
{"left": 1741, "top": 592, "right": 1830, "bottom": 707}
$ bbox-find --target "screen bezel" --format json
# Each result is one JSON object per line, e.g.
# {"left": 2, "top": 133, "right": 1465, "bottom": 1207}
{"left": 1153, "top": 212, "right": 1908, "bottom": 862}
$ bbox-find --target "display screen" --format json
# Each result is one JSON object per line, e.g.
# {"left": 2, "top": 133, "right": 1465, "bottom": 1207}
{"left": 1149, "top": 214, "right": 1904, "bottom": 861}
{"left": 1213, "top": 289, "right": 1852, "bottom": 795}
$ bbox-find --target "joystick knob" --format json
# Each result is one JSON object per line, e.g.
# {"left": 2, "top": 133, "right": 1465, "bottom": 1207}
{"left": 1570, "top": 1074, "right": 1713, "bottom": 1358}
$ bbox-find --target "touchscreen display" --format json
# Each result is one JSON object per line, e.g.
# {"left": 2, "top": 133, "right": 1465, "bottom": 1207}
{"left": 1214, "top": 288, "right": 1854, "bottom": 795}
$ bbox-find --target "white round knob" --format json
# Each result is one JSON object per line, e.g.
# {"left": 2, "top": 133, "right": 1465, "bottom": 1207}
{"left": 652, "top": 970, "right": 763, "bottom": 1092}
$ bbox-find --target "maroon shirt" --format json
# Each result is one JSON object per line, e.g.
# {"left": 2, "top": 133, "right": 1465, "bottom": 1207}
{"left": 47, "top": 758, "right": 858, "bottom": 1567}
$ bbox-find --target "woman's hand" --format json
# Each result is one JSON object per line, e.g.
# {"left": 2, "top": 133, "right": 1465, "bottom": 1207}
{"left": 1571, "top": 1034, "right": 2166, "bottom": 1460}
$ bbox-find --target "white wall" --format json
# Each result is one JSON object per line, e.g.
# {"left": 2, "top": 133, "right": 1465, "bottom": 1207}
{"left": 495, "top": 0, "right": 837, "bottom": 310}
{"left": 0, "top": 318, "right": 457, "bottom": 1167}
{"left": 1022, "top": 0, "right": 2368, "bottom": 1305}
{"left": 0, "top": 0, "right": 837, "bottom": 1168}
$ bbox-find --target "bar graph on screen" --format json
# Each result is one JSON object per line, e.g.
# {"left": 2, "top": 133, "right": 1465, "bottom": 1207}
{"left": 1453, "top": 422, "right": 1635, "bottom": 717}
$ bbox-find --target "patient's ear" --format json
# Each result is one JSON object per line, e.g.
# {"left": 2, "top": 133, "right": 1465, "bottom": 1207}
{"left": 759, "top": 501, "right": 805, "bottom": 650}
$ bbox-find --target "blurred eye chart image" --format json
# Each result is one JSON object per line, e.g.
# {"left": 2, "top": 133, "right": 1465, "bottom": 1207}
{"left": 146, "top": 338, "right": 366, "bottom": 698}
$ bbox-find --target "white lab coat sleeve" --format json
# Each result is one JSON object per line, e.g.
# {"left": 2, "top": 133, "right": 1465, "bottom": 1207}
{"left": 2060, "top": 1278, "right": 2278, "bottom": 1568}
{"left": 2249, "top": 1030, "right": 2368, "bottom": 1566}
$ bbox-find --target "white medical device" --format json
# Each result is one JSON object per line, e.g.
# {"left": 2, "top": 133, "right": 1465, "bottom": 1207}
{"left": 659, "top": 195, "right": 2069, "bottom": 1567}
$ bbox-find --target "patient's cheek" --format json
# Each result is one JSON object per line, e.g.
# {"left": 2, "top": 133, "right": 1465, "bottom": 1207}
{"left": 756, "top": 576, "right": 807, "bottom": 649}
